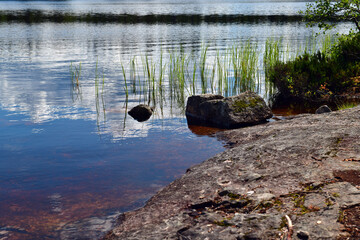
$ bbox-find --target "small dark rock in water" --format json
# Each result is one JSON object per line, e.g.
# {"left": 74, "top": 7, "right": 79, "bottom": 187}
{"left": 185, "top": 91, "right": 272, "bottom": 129}
{"left": 128, "top": 104, "right": 153, "bottom": 122}
{"left": 315, "top": 105, "right": 332, "bottom": 114}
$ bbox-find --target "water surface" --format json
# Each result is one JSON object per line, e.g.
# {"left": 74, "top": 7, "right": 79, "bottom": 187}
{"left": 0, "top": 0, "right": 351, "bottom": 239}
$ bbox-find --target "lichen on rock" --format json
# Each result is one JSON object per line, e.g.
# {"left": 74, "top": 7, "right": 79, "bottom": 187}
{"left": 232, "top": 95, "right": 263, "bottom": 113}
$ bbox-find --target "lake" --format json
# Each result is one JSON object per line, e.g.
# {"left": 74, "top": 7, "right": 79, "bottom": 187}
{"left": 0, "top": 0, "right": 351, "bottom": 239}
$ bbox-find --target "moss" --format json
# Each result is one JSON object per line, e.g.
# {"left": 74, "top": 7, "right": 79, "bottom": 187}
{"left": 233, "top": 100, "right": 249, "bottom": 111}
{"left": 227, "top": 192, "right": 240, "bottom": 200}
{"left": 260, "top": 201, "right": 274, "bottom": 209}
{"left": 232, "top": 97, "right": 262, "bottom": 112}
{"left": 335, "top": 137, "right": 343, "bottom": 145}
{"left": 292, "top": 193, "right": 307, "bottom": 213}
{"left": 299, "top": 205, "right": 320, "bottom": 215}
{"left": 292, "top": 194, "right": 305, "bottom": 208}
{"left": 214, "top": 219, "right": 233, "bottom": 227}
{"left": 291, "top": 193, "right": 320, "bottom": 215}
{"left": 273, "top": 198, "right": 284, "bottom": 212}
{"left": 255, "top": 201, "right": 274, "bottom": 213}
{"left": 300, "top": 206, "right": 309, "bottom": 215}
{"left": 325, "top": 198, "right": 334, "bottom": 206}
{"left": 332, "top": 192, "right": 340, "bottom": 198}
{"left": 303, "top": 183, "right": 324, "bottom": 191}
{"left": 274, "top": 198, "right": 283, "bottom": 206}
{"left": 249, "top": 97, "right": 262, "bottom": 106}
{"left": 279, "top": 216, "right": 287, "bottom": 230}
{"left": 338, "top": 210, "right": 345, "bottom": 223}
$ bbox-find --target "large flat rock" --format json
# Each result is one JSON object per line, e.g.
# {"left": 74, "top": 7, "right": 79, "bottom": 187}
{"left": 103, "top": 106, "right": 360, "bottom": 240}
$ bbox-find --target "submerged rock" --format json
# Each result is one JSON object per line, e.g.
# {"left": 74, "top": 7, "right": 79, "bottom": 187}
{"left": 128, "top": 104, "right": 153, "bottom": 122}
{"left": 315, "top": 105, "right": 332, "bottom": 114}
{"left": 185, "top": 91, "right": 272, "bottom": 129}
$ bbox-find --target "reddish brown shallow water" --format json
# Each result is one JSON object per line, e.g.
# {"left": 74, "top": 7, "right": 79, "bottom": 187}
{"left": 0, "top": 112, "right": 225, "bottom": 240}
{"left": 0, "top": 188, "right": 154, "bottom": 239}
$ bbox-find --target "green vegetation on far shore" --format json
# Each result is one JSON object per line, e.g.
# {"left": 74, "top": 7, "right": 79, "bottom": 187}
{"left": 0, "top": 10, "right": 306, "bottom": 24}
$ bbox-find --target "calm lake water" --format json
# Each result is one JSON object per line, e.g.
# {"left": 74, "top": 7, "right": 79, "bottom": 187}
{"left": 0, "top": 0, "right": 351, "bottom": 239}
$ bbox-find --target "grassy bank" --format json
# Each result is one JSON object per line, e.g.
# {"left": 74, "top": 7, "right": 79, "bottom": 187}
{"left": 267, "top": 33, "right": 360, "bottom": 101}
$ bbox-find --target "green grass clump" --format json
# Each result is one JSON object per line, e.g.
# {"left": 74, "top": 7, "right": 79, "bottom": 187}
{"left": 337, "top": 102, "right": 359, "bottom": 110}
{"left": 70, "top": 62, "right": 82, "bottom": 101}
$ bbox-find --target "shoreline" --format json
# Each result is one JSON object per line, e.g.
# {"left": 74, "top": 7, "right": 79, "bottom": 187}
{"left": 103, "top": 107, "right": 360, "bottom": 239}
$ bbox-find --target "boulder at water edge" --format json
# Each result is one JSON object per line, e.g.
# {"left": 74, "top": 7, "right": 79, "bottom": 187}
{"left": 185, "top": 91, "right": 272, "bottom": 129}
{"left": 128, "top": 104, "right": 153, "bottom": 122}
{"left": 315, "top": 105, "right": 332, "bottom": 114}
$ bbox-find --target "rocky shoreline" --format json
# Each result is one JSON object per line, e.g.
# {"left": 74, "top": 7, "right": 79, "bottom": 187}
{"left": 103, "top": 106, "right": 360, "bottom": 239}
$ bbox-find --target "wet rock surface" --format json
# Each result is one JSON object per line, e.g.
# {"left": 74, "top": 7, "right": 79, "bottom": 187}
{"left": 185, "top": 92, "right": 272, "bottom": 129}
{"left": 104, "top": 107, "right": 360, "bottom": 240}
{"left": 58, "top": 212, "right": 121, "bottom": 240}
